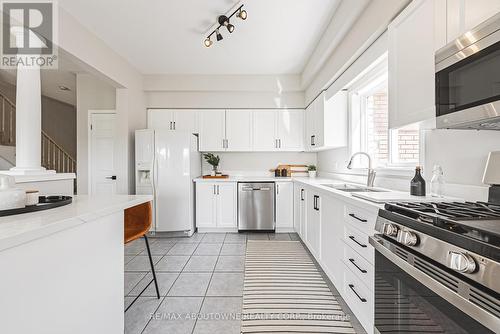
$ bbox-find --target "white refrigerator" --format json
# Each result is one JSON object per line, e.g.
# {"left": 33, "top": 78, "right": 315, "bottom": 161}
{"left": 135, "top": 129, "right": 201, "bottom": 235}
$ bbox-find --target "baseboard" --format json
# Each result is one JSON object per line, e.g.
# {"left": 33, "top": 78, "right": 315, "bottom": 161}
{"left": 197, "top": 227, "right": 238, "bottom": 233}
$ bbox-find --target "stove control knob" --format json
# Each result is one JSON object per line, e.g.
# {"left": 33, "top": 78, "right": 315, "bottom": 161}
{"left": 448, "top": 252, "right": 477, "bottom": 273}
{"left": 382, "top": 223, "right": 399, "bottom": 236}
{"left": 398, "top": 231, "right": 418, "bottom": 246}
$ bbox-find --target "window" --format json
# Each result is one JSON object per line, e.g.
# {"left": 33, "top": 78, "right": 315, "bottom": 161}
{"left": 349, "top": 59, "right": 419, "bottom": 169}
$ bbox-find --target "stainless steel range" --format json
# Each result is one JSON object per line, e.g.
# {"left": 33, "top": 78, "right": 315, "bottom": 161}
{"left": 369, "top": 201, "right": 500, "bottom": 333}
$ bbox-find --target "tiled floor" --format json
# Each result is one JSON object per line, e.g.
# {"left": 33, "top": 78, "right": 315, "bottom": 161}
{"left": 124, "top": 232, "right": 364, "bottom": 334}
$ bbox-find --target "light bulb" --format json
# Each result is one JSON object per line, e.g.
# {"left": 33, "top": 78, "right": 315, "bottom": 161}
{"left": 238, "top": 9, "right": 247, "bottom": 20}
{"left": 204, "top": 37, "right": 212, "bottom": 47}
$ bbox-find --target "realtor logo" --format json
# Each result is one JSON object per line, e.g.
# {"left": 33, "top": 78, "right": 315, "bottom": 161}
{"left": 1, "top": 0, "right": 58, "bottom": 68}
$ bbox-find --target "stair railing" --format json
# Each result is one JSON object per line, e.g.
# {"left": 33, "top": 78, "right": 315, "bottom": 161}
{"left": 0, "top": 92, "right": 15, "bottom": 146}
{"left": 41, "top": 131, "right": 76, "bottom": 173}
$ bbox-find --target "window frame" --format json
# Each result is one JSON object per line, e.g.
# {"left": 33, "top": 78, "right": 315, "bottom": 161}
{"left": 347, "top": 58, "right": 421, "bottom": 173}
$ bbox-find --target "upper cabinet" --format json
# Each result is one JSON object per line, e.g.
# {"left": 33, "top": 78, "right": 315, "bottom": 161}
{"left": 198, "top": 109, "right": 304, "bottom": 152}
{"left": 447, "top": 0, "right": 500, "bottom": 42}
{"left": 148, "top": 109, "right": 198, "bottom": 133}
{"left": 199, "top": 110, "right": 226, "bottom": 151}
{"left": 388, "top": 0, "right": 446, "bottom": 129}
{"left": 305, "top": 91, "right": 347, "bottom": 151}
{"left": 225, "top": 110, "right": 253, "bottom": 151}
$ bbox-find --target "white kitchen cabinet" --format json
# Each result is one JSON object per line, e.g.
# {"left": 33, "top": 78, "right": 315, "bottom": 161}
{"left": 195, "top": 183, "right": 217, "bottom": 227}
{"left": 225, "top": 110, "right": 253, "bottom": 151}
{"left": 293, "top": 184, "right": 307, "bottom": 239}
{"left": 305, "top": 91, "right": 347, "bottom": 151}
{"left": 196, "top": 182, "right": 237, "bottom": 230}
{"left": 252, "top": 109, "right": 304, "bottom": 151}
{"left": 306, "top": 191, "right": 321, "bottom": 260}
{"left": 277, "top": 110, "right": 304, "bottom": 151}
{"left": 388, "top": 0, "right": 445, "bottom": 129}
{"left": 198, "top": 110, "right": 226, "bottom": 151}
{"left": 215, "top": 183, "right": 238, "bottom": 227}
{"left": 320, "top": 194, "right": 344, "bottom": 286}
{"left": 252, "top": 110, "right": 278, "bottom": 151}
{"left": 147, "top": 109, "right": 198, "bottom": 133}
{"left": 275, "top": 182, "right": 294, "bottom": 232}
{"left": 447, "top": 0, "right": 500, "bottom": 42}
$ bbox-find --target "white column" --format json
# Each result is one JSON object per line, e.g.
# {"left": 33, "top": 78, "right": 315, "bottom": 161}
{"left": 9, "top": 27, "right": 50, "bottom": 174}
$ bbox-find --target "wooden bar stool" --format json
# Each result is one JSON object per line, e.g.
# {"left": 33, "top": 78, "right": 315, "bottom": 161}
{"left": 124, "top": 202, "right": 159, "bottom": 312}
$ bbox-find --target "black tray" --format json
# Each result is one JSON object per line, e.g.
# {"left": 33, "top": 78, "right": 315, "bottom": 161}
{"left": 0, "top": 196, "right": 73, "bottom": 217}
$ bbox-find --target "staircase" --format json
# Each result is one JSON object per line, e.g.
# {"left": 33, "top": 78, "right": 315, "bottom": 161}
{"left": 0, "top": 92, "right": 76, "bottom": 173}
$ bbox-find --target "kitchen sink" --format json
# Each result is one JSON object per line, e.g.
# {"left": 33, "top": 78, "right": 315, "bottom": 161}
{"left": 320, "top": 183, "right": 387, "bottom": 193}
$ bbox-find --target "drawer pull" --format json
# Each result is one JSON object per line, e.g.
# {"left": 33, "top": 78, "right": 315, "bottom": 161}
{"left": 349, "top": 258, "right": 367, "bottom": 273}
{"left": 348, "top": 284, "right": 367, "bottom": 303}
{"left": 349, "top": 235, "right": 367, "bottom": 248}
{"left": 349, "top": 213, "right": 367, "bottom": 222}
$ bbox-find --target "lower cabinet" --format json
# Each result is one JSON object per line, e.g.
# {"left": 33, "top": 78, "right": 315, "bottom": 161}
{"left": 195, "top": 182, "right": 237, "bottom": 230}
{"left": 276, "top": 182, "right": 294, "bottom": 231}
{"left": 319, "top": 194, "right": 344, "bottom": 286}
{"left": 293, "top": 184, "right": 307, "bottom": 238}
{"left": 306, "top": 190, "right": 321, "bottom": 259}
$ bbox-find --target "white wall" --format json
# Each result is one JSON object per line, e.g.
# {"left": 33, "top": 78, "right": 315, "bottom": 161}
{"left": 202, "top": 152, "right": 317, "bottom": 176}
{"left": 76, "top": 74, "right": 116, "bottom": 194}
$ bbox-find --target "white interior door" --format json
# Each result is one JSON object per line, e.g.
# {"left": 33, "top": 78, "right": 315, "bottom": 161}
{"left": 89, "top": 113, "right": 117, "bottom": 195}
{"left": 252, "top": 110, "right": 277, "bottom": 151}
{"left": 225, "top": 110, "right": 253, "bottom": 151}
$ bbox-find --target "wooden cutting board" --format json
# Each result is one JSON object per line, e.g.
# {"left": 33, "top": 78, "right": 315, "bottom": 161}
{"left": 202, "top": 175, "right": 229, "bottom": 179}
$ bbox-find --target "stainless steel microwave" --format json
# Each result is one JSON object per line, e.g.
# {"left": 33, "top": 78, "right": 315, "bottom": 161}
{"left": 435, "top": 12, "right": 500, "bottom": 130}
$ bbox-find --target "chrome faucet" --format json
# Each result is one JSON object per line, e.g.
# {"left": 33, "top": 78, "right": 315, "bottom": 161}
{"left": 347, "top": 152, "right": 376, "bottom": 188}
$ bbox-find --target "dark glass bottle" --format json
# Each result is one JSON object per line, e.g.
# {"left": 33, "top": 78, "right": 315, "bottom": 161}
{"left": 410, "top": 166, "right": 426, "bottom": 196}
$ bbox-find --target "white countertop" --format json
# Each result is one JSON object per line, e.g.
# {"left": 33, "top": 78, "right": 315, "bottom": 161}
{"left": 0, "top": 195, "right": 152, "bottom": 252}
{"left": 193, "top": 176, "right": 294, "bottom": 182}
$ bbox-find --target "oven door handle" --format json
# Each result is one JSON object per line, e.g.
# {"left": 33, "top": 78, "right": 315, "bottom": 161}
{"left": 368, "top": 235, "right": 500, "bottom": 333}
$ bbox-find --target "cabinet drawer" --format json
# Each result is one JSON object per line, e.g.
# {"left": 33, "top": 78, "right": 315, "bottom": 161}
{"left": 343, "top": 243, "right": 374, "bottom": 290}
{"left": 343, "top": 224, "right": 374, "bottom": 264}
{"left": 343, "top": 263, "right": 374, "bottom": 334}
{"left": 344, "top": 203, "right": 376, "bottom": 235}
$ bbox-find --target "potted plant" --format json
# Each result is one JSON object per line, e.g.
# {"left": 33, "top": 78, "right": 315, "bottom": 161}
{"left": 308, "top": 165, "right": 317, "bottom": 178}
{"left": 203, "top": 153, "right": 220, "bottom": 176}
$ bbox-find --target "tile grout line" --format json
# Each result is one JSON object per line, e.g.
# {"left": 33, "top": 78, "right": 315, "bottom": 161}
{"left": 189, "top": 232, "right": 226, "bottom": 334}
{"left": 139, "top": 237, "right": 202, "bottom": 334}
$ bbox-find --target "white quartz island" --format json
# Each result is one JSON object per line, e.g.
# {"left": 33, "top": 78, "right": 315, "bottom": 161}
{"left": 0, "top": 195, "right": 152, "bottom": 334}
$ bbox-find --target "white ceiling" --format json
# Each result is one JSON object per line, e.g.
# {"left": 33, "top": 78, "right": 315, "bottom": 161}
{"left": 58, "top": 0, "right": 341, "bottom": 75}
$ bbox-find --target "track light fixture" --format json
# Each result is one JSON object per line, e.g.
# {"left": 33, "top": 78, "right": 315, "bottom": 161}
{"left": 237, "top": 8, "right": 247, "bottom": 20}
{"left": 216, "top": 29, "right": 223, "bottom": 41}
{"left": 203, "top": 4, "right": 246, "bottom": 47}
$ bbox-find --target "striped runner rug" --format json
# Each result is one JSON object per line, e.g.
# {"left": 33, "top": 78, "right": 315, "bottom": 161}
{"left": 241, "top": 240, "right": 356, "bottom": 333}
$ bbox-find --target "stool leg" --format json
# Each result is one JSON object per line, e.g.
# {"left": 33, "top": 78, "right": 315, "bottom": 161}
{"left": 144, "top": 235, "right": 160, "bottom": 299}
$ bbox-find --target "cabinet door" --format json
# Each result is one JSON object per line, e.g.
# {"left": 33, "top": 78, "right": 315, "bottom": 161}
{"left": 388, "top": 0, "right": 437, "bottom": 129}
{"left": 277, "top": 110, "right": 304, "bottom": 151}
{"left": 313, "top": 94, "right": 325, "bottom": 148}
{"left": 148, "top": 109, "right": 173, "bottom": 130}
{"left": 198, "top": 110, "right": 226, "bottom": 151}
{"left": 196, "top": 183, "right": 216, "bottom": 227}
{"left": 172, "top": 110, "right": 198, "bottom": 133}
{"left": 216, "top": 183, "right": 237, "bottom": 227}
{"left": 320, "top": 195, "right": 344, "bottom": 286}
{"left": 305, "top": 103, "right": 315, "bottom": 151}
{"left": 276, "top": 182, "right": 294, "bottom": 230}
{"left": 323, "top": 91, "right": 348, "bottom": 148}
{"left": 252, "top": 110, "right": 277, "bottom": 151}
{"left": 306, "top": 192, "right": 321, "bottom": 259}
{"left": 447, "top": 0, "right": 500, "bottom": 42}
{"left": 293, "top": 185, "right": 302, "bottom": 235}
{"left": 225, "top": 110, "right": 253, "bottom": 151}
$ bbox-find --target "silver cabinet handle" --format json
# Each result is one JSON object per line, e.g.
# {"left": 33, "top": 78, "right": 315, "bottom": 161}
{"left": 300, "top": 189, "right": 305, "bottom": 201}
{"left": 213, "top": 185, "right": 216, "bottom": 195}
{"left": 217, "top": 185, "right": 219, "bottom": 195}
{"left": 276, "top": 184, "right": 279, "bottom": 195}
{"left": 278, "top": 139, "right": 281, "bottom": 148}
{"left": 173, "top": 121, "right": 176, "bottom": 130}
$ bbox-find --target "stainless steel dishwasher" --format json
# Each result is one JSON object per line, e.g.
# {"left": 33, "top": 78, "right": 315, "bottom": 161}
{"left": 238, "top": 182, "right": 275, "bottom": 231}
